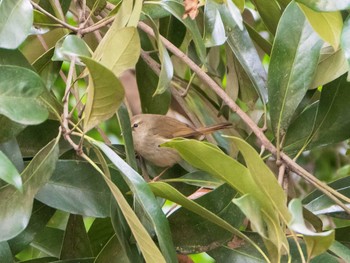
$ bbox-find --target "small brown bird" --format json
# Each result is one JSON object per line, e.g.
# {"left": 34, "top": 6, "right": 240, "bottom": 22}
{"left": 131, "top": 114, "right": 231, "bottom": 167}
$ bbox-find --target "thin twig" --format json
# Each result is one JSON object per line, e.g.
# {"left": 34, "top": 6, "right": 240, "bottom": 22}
{"left": 80, "top": 16, "right": 115, "bottom": 34}
{"left": 137, "top": 21, "right": 350, "bottom": 214}
{"left": 31, "top": 1, "right": 78, "bottom": 32}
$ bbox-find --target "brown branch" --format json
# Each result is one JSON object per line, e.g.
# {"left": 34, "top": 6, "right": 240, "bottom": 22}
{"left": 80, "top": 16, "right": 115, "bottom": 35}
{"left": 137, "top": 21, "right": 350, "bottom": 214}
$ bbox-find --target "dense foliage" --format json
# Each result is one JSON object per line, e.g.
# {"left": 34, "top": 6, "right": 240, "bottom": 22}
{"left": 1, "top": 0, "right": 350, "bottom": 262}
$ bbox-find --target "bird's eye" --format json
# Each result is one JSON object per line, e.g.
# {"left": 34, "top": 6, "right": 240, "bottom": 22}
{"left": 133, "top": 123, "right": 139, "bottom": 128}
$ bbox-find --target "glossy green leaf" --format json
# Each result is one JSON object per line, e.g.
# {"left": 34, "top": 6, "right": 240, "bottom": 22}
{"left": 0, "top": 151, "right": 22, "bottom": 191}
{"left": 0, "top": 242, "right": 12, "bottom": 263}
{"left": 0, "top": 134, "right": 59, "bottom": 241}
{"left": 163, "top": 139, "right": 288, "bottom": 260}
{"left": 268, "top": 2, "right": 323, "bottom": 142}
{"left": 299, "top": 4, "right": 342, "bottom": 50}
{"left": 204, "top": 0, "right": 227, "bottom": 47}
{"left": 95, "top": 235, "right": 129, "bottom": 263}
{"left": 21, "top": 28, "right": 67, "bottom": 64}
{"left": 150, "top": 0, "right": 206, "bottom": 63}
{"left": 148, "top": 20, "right": 174, "bottom": 95}
{"left": 33, "top": 47, "right": 62, "bottom": 90}
{"left": 0, "top": 48, "right": 32, "bottom": 69}
{"left": 0, "top": 0, "right": 33, "bottom": 49}
{"left": 0, "top": 138, "right": 24, "bottom": 173}
{"left": 329, "top": 241, "right": 350, "bottom": 262}
{"left": 0, "top": 65, "right": 49, "bottom": 125}
{"left": 295, "top": 0, "right": 350, "bottom": 11}
{"left": 0, "top": 116, "right": 26, "bottom": 143}
{"left": 311, "top": 46, "right": 348, "bottom": 89}
{"left": 288, "top": 199, "right": 334, "bottom": 260}
{"left": 222, "top": 7, "right": 268, "bottom": 104}
{"left": 93, "top": 27, "right": 140, "bottom": 76}
{"left": 8, "top": 201, "right": 56, "bottom": 254}
{"left": 117, "top": 105, "right": 138, "bottom": 169}
{"left": 88, "top": 218, "right": 115, "bottom": 256}
{"left": 284, "top": 102, "right": 318, "bottom": 154}
{"left": 164, "top": 184, "right": 244, "bottom": 253}
{"left": 303, "top": 176, "right": 350, "bottom": 218}
{"left": 341, "top": 15, "right": 350, "bottom": 77}
{"left": 60, "top": 214, "right": 93, "bottom": 259}
{"left": 251, "top": 0, "right": 282, "bottom": 35}
{"left": 208, "top": 242, "right": 266, "bottom": 263}
{"left": 32, "top": 226, "right": 64, "bottom": 257}
{"left": 229, "top": 137, "right": 291, "bottom": 221}
{"left": 149, "top": 182, "right": 266, "bottom": 257}
{"left": 245, "top": 23, "right": 272, "bottom": 55}
{"left": 53, "top": 35, "right": 91, "bottom": 62}
{"left": 135, "top": 58, "right": 171, "bottom": 114}
{"left": 308, "top": 75, "right": 350, "bottom": 148}
{"left": 82, "top": 57, "right": 125, "bottom": 132}
{"left": 36, "top": 160, "right": 111, "bottom": 218}
{"left": 92, "top": 141, "right": 175, "bottom": 263}
{"left": 16, "top": 120, "right": 65, "bottom": 158}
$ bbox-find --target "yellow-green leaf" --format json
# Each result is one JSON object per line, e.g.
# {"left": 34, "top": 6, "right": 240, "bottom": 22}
{"left": 93, "top": 27, "right": 140, "bottom": 76}
{"left": 289, "top": 199, "right": 334, "bottom": 260}
{"left": 299, "top": 3, "right": 342, "bottom": 50}
{"left": 82, "top": 57, "right": 125, "bottom": 132}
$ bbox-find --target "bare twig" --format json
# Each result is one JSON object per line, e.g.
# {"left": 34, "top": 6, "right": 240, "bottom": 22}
{"left": 137, "top": 21, "right": 350, "bottom": 214}
{"left": 31, "top": 1, "right": 78, "bottom": 32}
{"left": 80, "top": 16, "right": 115, "bottom": 35}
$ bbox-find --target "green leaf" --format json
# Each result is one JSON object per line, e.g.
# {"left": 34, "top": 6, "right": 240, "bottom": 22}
{"left": 32, "top": 226, "right": 64, "bottom": 257}
{"left": 295, "top": 0, "right": 350, "bottom": 11}
{"left": 0, "top": 0, "right": 33, "bottom": 49}
{"left": 329, "top": 241, "right": 350, "bottom": 262}
{"left": 0, "top": 116, "right": 26, "bottom": 143}
{"left": 91, "top": 141, "right": 176, "bottom": 263}
{"left": 53, "top": 35, "right": 91, "bottom": 62}
{"left": 228, "top": 137, "right": 291, "bottom": 221}
{"left": 163, "top": 139, "right": 288, "bottom": 260}
{"left": 341, "top": 15, "right": 350, "bottom": 78}
{"left": 309, "top": 75, "right": 350, "bottom": 148}
{"left": 82, "top": 57, "right": 125, "bottom": 132}
{"left": 268, "top": 2, "right": 323, "bottom": 142}
{"left": 117, "top": 105, "right": 138, "bottom": 169}
{"left": 0, "top": 138, "right": 24, "bottom": 173}
{"left": 33, "top": 47, "right": 62, "bottom": 90}
{"left": 8, "top": 201, "right": 56, "bottom": 254}
{"left": 299, "top": 4, "right": 342, "bottom": 50}
{"left": 204, "top": 0, "right": 227, "bottom": 47}
{"left": 147, "top": 20, "right": 173, "bottom": 95}
{"left": 0, "top": 242, "right": 12, "bottom": 263}
{"left": 165, "top": 184, "right": 244, "bottom": 253}
{"left": 93, "top": 27, "right": 140, "bottom": 76}
{"left": 151, "top": 0, "right": 206, "bottom": 63}
{"left": 94, "top": 235, "right": 130, "bottom": 263}
{"left": 0, "top": 48, "right": 32, "bottom": 69}
{"left": 60, "top": 214, "right": 93, "bottom": 259}
{"left": 288, "top": 199, "right": 334, "bottom": 260}
{"left": 311, "top": 46, "right": 348, "bottom": 88}
{"left": 135, "top": 57, "right": 171, "bottom": 114}
{"left": 303, "top": 176, "right": 350, "bottom": 218}
{"left": 35, "top": 160, "right": 111, "bottom": 218}
{"left": 251, "top": 0, "right": 282, "bottom": 35}
{"left": 222, "top": 7, "right": 268, "bottom": 104}
{"left": 0, "top": 134, "right": 59, "bottom": 241}
{"left": 284, "top": 102, "right": 318, "bottom": 154}
{"left": 149, "top": 182, "right": 266, "bottom": 258}
{"left": 0, "top": 151, "right": 22, "bottom": 191}
{"left": 0, "top": 65, "right": 49, "bottom": 125}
